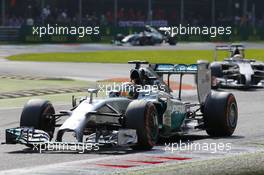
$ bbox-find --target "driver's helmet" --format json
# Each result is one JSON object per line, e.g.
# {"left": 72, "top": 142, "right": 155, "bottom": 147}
{"left": 233, "top": 54, "right": 243, "bottom": 59}
{"left": 118, "top": 82, "right": 139, "bottom": 99}
{"left": 145, "top": 25, "right": 152, "bottom": 32}
{"left": 139, "top": 69, "right": 152, "bottom": 85}
{"left": 115, "top": 82, "right": 135, "bottom": 98}
{"left": 130, "top": 69, "right": 142, "bottom": 85}
{"left": 232, "top": 47, "right": 240, "bottom": 56}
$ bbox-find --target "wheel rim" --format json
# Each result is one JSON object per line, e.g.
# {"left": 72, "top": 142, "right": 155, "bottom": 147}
{"left": 228, "top": 103, "right": 237, "bottom": 128}
{"left": 41, "top": 105, "right": 55, "bottom": 138}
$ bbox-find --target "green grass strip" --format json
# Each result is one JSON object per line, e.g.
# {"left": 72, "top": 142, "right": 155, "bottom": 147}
{"left": 7, "top": 49, "right": 264, "bottom": 64}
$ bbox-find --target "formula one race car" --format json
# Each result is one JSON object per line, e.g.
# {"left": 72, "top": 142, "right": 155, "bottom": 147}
{"left": 211, "top": 43, "right": 264, "bottom": 89}
{"left": 112, "top": 25, "right": 176, "bottom": 46}
{"left": 5, "top": 61, "right": 238, "bottom": 151}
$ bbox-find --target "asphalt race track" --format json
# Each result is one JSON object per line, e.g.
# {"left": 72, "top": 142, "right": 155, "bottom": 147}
{"left": 0, "top": 89, "right": 264, "bottom": 174}
{"left": 0, "top": 43, "right": 264, "bottom": 174}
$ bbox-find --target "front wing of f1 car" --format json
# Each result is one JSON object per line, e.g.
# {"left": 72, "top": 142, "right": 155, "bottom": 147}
{"left": 5, "top": 127, "right": 138, "bottom": 149}
{"left": 215, "top": 77, "right": 264, "bottom": 89}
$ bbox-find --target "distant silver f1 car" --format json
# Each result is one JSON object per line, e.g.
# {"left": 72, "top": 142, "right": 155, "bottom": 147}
{"left": 5, "top": 61, "right": 238, "bottom": 151}
{"left": 112, "top": 25, "right": 177, "bottom": 46}
{"left": 211, "top": 43, "right": 264, "bottom": 89}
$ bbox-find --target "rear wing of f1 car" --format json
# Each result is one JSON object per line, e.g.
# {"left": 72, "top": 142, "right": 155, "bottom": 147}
{"left": 151, "top": 61, "right": 211, "bottom": 104}
{"left": 153, "top": 63, "right": 198, "bottom": 74}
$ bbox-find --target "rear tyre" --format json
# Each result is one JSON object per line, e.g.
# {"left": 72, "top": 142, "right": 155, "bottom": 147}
{"left": 20, "top": 99, "right": 55, "bottom": 140}
{"left": 204, "top": 92, "right": 238, "bottom": 137}
{"left": 125, "top": 100, "right": 159, "bottom": 150}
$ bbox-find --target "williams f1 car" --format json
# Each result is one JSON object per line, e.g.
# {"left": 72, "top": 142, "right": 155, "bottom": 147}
{"left": 112, "top": 25, "right": 177, "bottom": 46}
{"left": 211, "top": 43, "right": 264, "bottom": 89}
{"left": 5, "top": 61, "right": 238, "bottom": 151}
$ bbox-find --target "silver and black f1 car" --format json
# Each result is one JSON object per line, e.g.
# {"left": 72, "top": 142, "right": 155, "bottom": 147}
{"left": 112, "top": 25, "right": 177, "bottom": 46}
{"left": 211, "top": 43, "right": 264, "bottom": 89}
{"left": 5, "top": 61, "right": 238, "bottom": 151}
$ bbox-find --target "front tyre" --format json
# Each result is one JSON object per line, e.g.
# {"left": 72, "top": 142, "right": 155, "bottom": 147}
{"left": 125, "top": 100, "right": 159, "bottom": 150}
{"left": 204, "top": 92, "right": 238, "bottom": 137}
{"left": 20, "top": 99, "right": 55, "bottom": 140}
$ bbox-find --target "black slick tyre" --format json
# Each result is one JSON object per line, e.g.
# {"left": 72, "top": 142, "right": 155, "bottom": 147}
{"left": 125, "top": 100, "right": 159, "bottom": 150}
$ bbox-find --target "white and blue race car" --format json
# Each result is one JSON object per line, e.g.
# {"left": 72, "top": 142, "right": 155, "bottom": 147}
{"left": 211, "top": 44, "right": 264, "bottom": 89}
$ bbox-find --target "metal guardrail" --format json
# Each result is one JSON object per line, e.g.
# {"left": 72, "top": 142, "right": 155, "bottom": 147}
{"left": 0, "top": 26, "right": 20, "bottom": 41}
